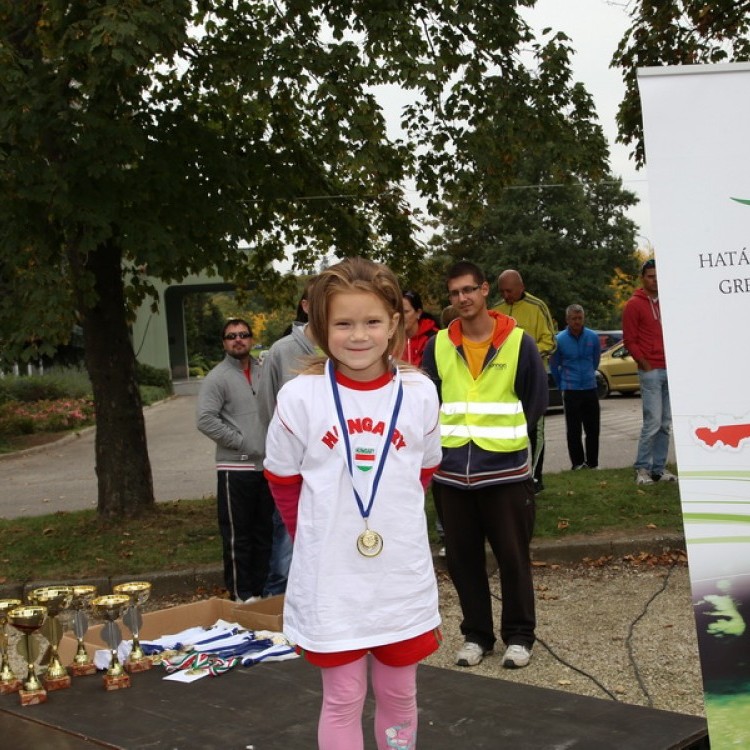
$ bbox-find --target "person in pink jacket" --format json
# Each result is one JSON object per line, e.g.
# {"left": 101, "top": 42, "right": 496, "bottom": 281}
{"left": 622, "top": 259, "right": 677, "bottom": 485}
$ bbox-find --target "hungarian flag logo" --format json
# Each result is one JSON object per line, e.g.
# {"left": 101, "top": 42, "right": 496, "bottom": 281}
{"left": 355, "top": 447, "right": 376, "bottom": 472}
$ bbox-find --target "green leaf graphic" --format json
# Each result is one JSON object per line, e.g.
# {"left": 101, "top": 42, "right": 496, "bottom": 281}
{"left": 730, "top": 197, "right": 750, "bottom": 205}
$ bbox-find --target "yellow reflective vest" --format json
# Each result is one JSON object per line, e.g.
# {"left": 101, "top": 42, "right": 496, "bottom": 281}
{"left": 435, "top": 326, "right": 528, "bottom": 452}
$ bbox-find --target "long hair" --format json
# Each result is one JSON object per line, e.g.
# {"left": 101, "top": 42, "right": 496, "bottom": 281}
{"left": 306, "top": 257, "right": 405, "bottom": 372}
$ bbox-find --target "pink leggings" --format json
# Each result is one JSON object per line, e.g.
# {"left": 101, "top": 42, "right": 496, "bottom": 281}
{"left": 318, "top": 656, "right": 418, "bottom": 750}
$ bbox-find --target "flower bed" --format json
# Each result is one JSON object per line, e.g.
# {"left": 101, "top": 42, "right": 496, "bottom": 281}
{"left": 0, "top": 398, "right": 95, "bottom": 435}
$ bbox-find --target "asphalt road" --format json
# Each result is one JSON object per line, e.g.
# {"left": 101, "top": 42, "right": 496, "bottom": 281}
{"left": 0, "top": 392, "right": 674, "bottom": 520}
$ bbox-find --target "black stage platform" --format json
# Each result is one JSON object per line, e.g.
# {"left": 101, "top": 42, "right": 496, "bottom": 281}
{"left": 1, "top": 658, "right": 708, "bottom": 749}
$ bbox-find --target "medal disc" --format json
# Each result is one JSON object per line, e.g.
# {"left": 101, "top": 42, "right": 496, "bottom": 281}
{"left": 356, "top": 528, "right": 384, "bottom": 557}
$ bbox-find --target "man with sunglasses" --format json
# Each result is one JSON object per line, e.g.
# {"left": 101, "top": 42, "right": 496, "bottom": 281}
{"left": 197, "top": 318, "right": 274, "bottom": 602}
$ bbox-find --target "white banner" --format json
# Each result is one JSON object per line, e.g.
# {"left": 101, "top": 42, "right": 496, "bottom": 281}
{"left": 639, "top": 62, "right": 750, "bottom": 748}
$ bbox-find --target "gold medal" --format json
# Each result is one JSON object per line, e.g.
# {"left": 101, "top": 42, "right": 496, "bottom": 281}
{"left": 356, "top": 528, "right": 384, "bottom": 557}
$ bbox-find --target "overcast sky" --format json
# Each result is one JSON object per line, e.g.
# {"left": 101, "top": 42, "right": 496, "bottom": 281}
{"left": 524, "top": 0, "right": 652, "bottom": 244}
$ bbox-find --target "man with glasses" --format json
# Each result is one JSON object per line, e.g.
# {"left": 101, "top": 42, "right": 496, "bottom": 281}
{"left": 197, "top": 318, "right": 274, "bottom": 602}
{"left": 493, "top": 269, "right": 556, "bottom": 494}
{"left": 422, "top": 261, "right": 548, "bottom": 670}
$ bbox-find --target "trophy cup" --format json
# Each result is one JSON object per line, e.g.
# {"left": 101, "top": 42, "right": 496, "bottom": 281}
{"left": 28, "top": 585, "right": 74, "bottom": 691}
{"left": 91, "top": 594, "right": 131, "bottom": 691}
{"left": 69, "top": 585, "right": 98, "bottom": 676}
{"left": 7, "top": 604, "right": 48, "bottom": 705}
{"left": 113, "top": 581, "right": 152, "bottom": 673}
{"left": 0, "top": 598, "right": 23, "bottom": 694}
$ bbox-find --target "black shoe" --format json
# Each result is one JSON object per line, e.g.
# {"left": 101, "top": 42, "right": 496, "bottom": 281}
{"left": 534, "top": 480, "right": 544, "bottom": 494}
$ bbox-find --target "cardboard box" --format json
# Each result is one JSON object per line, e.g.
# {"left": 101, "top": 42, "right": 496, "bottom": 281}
{"left": 59, "top": 595, "right": 285, "bottom": 666}
{"left": 233, "top": 594, "right": 284, "bottom": 632}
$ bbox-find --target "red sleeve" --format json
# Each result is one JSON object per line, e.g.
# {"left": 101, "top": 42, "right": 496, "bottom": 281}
{"left": 264, "top": 470, "right": 302, "bottom": 540}
{"left": 420, "top": 465, "right": 440, "bottom": 492}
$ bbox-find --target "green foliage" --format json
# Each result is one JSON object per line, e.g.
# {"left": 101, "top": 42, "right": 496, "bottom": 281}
{"left": 423, "top": 30, "right": 641, "bottom": 326}
{"left": 135, "top": 362, "right": 173, "bottom": 392}
{"left": 612, "top": 1, "right": 750, "bottom": 167}
{"left": 0, "top": 369, "right": 92, "bottom": 404}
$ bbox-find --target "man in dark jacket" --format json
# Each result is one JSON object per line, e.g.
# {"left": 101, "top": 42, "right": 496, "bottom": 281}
{"left": 422, "top": 261, "right": 548, "bottom": 670}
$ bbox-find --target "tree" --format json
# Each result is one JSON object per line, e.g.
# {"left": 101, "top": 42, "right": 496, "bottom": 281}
{"left": 612, "top": 0, "right": 750, "bottom": 167}
{"left": 0, "top": 1, "right": 539, "bottom": 517}
{"left": 424, "top": 31, "right": 640, "bottom": 327}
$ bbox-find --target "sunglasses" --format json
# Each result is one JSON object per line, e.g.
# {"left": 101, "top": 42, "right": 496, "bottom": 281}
{"left": 223, "top": 332, "right": 252, "bottom": 341}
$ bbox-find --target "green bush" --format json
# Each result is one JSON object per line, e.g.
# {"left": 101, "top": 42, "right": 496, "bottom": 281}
{"left": 139, "top": 385, "right": 170, "bottom": 406}
{"left": 0, "top": 412, "right": 35, "bottom": 435}
{"left": 0, "top": 369, "right": 92, "bottom": 403}
{"left": 135, "top": 362, "right": 173, "bottom": 393}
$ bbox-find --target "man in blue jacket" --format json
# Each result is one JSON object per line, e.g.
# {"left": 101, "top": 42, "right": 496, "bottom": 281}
{"left": 550, "top": 304, "right": 601, "bottom": 470}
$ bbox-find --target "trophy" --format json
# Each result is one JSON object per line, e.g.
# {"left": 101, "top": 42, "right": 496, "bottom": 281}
{"left": 113, "top": 581, "right": 152, "bottom": 673}
{"left": 7, "top": 604, "right": 48, "bottom": 705}
{"left": 69, "top": 585, "right": 98, "bottom": 676}
{"left": 28, "top": 585, "right": 74, "bottom": 691}
{"left": 0, "top": 598, "right": 22, "bottom": 694}
{"left": 91, "top": 594, "right": 131, "bottom": 690}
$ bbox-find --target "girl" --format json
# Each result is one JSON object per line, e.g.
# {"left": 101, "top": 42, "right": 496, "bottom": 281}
{"left": 400, "top": 290, "right": 439, "bottom": 367}
{"left": 264, "top": 257, "right": 442, "bottom": 750}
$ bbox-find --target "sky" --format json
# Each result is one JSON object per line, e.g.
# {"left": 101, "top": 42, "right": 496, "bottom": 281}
{"left": 523, "top": 0, "right": 652, "bottom": 245}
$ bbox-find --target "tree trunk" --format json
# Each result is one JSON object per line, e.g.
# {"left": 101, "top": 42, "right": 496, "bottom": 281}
{"left": 79, "top": 243, "right": 155, "bottom": 518}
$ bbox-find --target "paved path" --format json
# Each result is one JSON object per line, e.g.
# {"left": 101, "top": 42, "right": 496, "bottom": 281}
{"left": 0, "top": 394, "right": 674, "bottom": 519}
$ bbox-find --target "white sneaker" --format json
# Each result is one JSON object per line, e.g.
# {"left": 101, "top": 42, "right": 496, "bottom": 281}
{"left": 502, "top": 644, "right": 531, "bottom": 669}
{"left": 455, "top": 641, "right": 491, "bottom": 667}
{"left": 438, "top": 546, "right": 446, "bottom": 558}
{"left": 656, "top": 470, "right": 678, "bottom": 482}
{"left": 243, "top": 595, "right": 262, "bottom": 604}
{"left": 635, "top": 468, "right": 654, "bottom": 485}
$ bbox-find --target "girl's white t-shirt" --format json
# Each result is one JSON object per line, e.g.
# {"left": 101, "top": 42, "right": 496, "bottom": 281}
{"left": 264, "top": 366, "right": 442, "bottom": 653}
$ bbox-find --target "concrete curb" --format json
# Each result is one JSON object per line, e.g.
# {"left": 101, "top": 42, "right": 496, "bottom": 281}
{"left": 0, "top": 533, "right": 687, "bottom": 603}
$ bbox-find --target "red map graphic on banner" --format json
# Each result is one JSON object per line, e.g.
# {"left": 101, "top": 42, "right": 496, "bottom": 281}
{"left": 695, "top": 423, "right": 750, "bottom": 448}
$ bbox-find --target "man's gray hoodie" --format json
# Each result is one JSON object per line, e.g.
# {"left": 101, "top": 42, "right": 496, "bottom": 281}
{"left": 257, "top": 322, "right": 317, "bottom": 428}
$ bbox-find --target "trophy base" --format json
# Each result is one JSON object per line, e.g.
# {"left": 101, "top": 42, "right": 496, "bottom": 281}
{"left": 19, "top": 687, "right": 48, "bottom": 706}
{"left": 103, "top": 672, "right": 131, "bottom": 691}
{"left": 125, "top": 656, "right": 153, "bottom": 673}
{"left": 0, "top": 678, "right": 23, "bottom": 695}
{"left": 71, "top": 662, "right": 98, "bottom": 677}
{"left": 43, "top": 673, "right": 72, "bottom": 691}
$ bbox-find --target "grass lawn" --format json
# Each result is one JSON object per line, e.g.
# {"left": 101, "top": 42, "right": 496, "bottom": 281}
{"left": 0, "top": 466, "right": 683, "bottom": 584}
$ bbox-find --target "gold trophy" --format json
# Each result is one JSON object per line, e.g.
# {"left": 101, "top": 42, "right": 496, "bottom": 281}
{"left": 70, "top": 585, "right": 98, "bottom": 676}
{"left": 28, "top": 585, "right": 74, "bottom": 691}
{"left": 0, "top": 598, "right": 23, "bottom": 694}
{"left": 113, "top": 581, "right": 152, "bottom": 673}
{"left": 7, "top": 604, "right": 48, "bottom": 706}
{"left": 91, "top": 594, "right": 131, "bottom": 691}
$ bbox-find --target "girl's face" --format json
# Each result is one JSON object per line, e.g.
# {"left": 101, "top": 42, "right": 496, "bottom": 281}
{"left": 402, "top": 298, "right": 420, "bottom": 337}
{"left": 327, "top": 291, "right": 399, "bottom": 381}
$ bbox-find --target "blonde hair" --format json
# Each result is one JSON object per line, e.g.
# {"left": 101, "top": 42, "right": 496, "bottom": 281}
{"left": 304, "top": 257, "right": 405, "bottom": 374}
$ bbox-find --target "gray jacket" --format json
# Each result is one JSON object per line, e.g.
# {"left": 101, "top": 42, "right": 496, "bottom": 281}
{"left": 257, "top": 322, "right": 317, "bottom": 428}
{"left": 196, "top": 354, "right": 265, "bottom": 469}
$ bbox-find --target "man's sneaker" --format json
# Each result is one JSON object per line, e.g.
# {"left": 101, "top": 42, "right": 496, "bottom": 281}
{"left": 572, "top": 463, "right": 588, "bottom": 470}
{"left": 656, "top": 470, "right": 678, "bottom": 482}
{"left": 438, "top": 546, "right": 446, "bottom": 558}
{"left": 502, "top": 644, "right": 532, "bottom": 669}
{"left": 635, "top": 468, "right": 654, "bottom": 485}
{"left": 534, "top": 479, "right": 545, "bottom": 494}
{"left": 455, "top": 641, "right": 491, "bottom": 667}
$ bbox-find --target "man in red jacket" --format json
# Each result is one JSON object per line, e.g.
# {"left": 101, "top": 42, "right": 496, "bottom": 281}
{"left": 622, "top": 259, "right": 677, "bottom": 485}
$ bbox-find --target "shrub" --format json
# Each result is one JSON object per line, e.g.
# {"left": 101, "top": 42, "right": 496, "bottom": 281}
{"left": 0, "top": 399, "right": 95, "bottom": 434}
{"left": 0, "top": 369, "right": 92, "bottom": 403}
{"left": 135, "top": 362, "right": 173, "bottom": 393}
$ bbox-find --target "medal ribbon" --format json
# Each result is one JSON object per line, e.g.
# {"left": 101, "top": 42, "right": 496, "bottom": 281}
{"left": 327, "top": 359, "right": 403, "bottom": 523}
